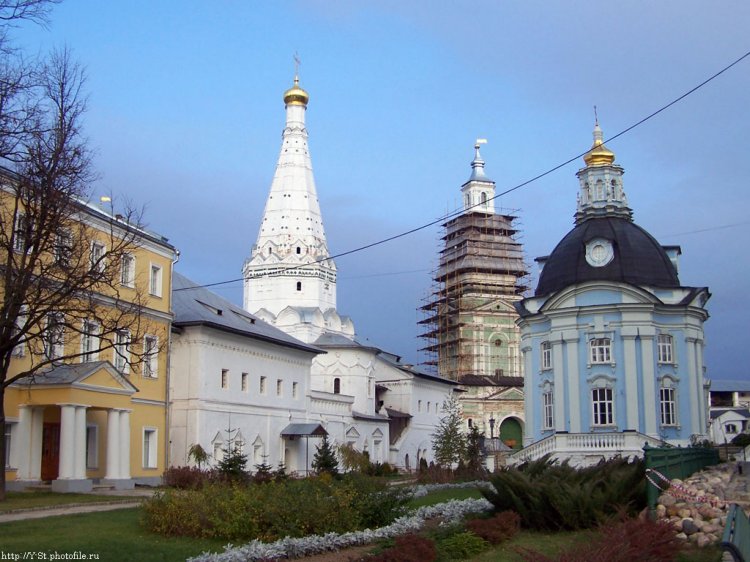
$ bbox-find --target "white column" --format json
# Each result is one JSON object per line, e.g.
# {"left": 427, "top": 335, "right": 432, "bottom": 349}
{"left": 105, "top": 409, "right": 121, "bottom": 480}
{"left": 622, "top": 333, "right": 639, "bottom": 431}
{"left": 695, "top": 339, "right": 708, "bottom": 435}
{"left": 521, "top": 341, "right": 534, "bottom": 445}
{"left": 119, "top": 410, "right": 131, "bottom": 479}
{"left": 58, "top": 405, "right": 76, "bottom": 479}
{"left": 640, "top": 336, "right": 657, "bottom": 437}
{"left": 73, "top": 406, "right": 87, "bottom": 479}
{"left": 563, "top": 332, "right": 581, "bottom": 433}
{"left": 552, "top": 338, "right": 566, "bottom": 432}
{"left": 15, "top": 406, "right": 32, "bottom": 479}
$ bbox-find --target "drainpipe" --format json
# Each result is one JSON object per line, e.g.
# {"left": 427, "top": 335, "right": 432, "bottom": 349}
{"left": 164, "top": 249, "right": 180, "bottom": 473}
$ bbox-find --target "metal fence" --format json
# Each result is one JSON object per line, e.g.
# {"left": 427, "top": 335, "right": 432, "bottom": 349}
{"left": 643, "top": 444, "right": 720, "bottom": 512}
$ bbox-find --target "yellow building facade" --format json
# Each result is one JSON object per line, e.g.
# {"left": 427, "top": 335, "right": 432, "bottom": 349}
{"left": 3, "top": 196, "right": 176, "bottom": 492}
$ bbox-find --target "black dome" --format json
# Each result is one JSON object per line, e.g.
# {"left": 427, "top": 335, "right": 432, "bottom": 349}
{"left": 535, "top": 217, "right": 679, "bottom": 297}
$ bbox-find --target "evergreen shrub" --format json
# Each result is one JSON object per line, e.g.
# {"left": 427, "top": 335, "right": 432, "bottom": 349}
{"left": 435, "top": 531, "right": 489, "bottom": 560}
{"left": 142, "top": 474, "right": 409, "bottom": 541}
{"left": 482, "top": 455, "right": 646, "bottom": 531}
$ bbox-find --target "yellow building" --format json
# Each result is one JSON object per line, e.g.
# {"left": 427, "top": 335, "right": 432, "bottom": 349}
{"left": 3, "top": 190, "right": 177, "bottom": 492}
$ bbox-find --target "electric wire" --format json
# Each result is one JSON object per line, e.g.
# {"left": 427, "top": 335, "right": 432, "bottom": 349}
{"left": 176, "top": 49, "right": 750, "bottom": 292}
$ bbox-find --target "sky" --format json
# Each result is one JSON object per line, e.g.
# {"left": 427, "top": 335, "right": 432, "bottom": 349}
{"left": 11, "top": 1, "right": 750, "bottom": 380}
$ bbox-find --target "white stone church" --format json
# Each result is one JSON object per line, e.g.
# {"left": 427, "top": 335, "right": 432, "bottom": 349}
{"left": 169, "top": 75, "right": 455, "bottom": 474}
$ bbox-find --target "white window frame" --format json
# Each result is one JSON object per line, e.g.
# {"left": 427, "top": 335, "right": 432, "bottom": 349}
{"left": 86, "top": 424, "right": 98, "bottom": 469}
{"left": 120, "top": 253, "right": 135, "bottom": 287}
{"left": 12, "top": 306, "right": 28, "bottom": 357}
{"left": 143, "top": 427, "right": 158, "bottom": 469}
{"left": 80, "top": 320, "right": 100, "bottom": 362}
{"left": 542, "top": 390, "right": 554, "bottom": 430}
{"left": 657, "top": 334, "right": 674, "bottom": 364}
{"left": 541, "top": 341, "right": 552, "bottom": 370}
{"left": 149, "top": 263, "right": 162, "bottom": 297}
{"left": 90, "top": 241, "right": 106, "bottom": 272}
{"left": 591, "top": 387, "right": 614, "bottom": 426}
{"left": 241, "top": 372, "right": 248, "bottom": 392}
{"left": 143, "top": 335, "right": 158, "bottom": 377}
{"left": 4, "top": 421, "right": 14, "bottom": 469}
{"left": 589, "top": 338, "right": 612, "bottom": 364}
{"left": 13, "top": 212, "right": 28, "bottom": 253}
{"left": 660, "top": 386, "right": 677, "bottom": 426}
{"left": 114, "top": 330, "right": 130, "bottom": 373}
{"left": 292, "top": 381, "right": 298, "bottom": 399}
{"left": 44, "top": 313, "right": 65, "bottom": 361}
{"left": 54, "top": 229, "right": 72, "bottom": 267}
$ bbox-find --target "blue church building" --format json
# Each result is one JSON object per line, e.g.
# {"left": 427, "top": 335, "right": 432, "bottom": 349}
{"left": 514, "top": 121, "right": 710, "bottom": 465}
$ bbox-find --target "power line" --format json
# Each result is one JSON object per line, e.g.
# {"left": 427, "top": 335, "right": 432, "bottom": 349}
{"left": 176, "top": 49, "right": 750, "bottom": 292}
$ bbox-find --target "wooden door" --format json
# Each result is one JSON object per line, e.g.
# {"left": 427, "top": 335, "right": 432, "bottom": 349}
{"left": 41, "top": 423, "right": 60, "bottom": 481}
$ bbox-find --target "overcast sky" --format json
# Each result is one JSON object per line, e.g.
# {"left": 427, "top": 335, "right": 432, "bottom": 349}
{"left": 13, "top": 1, "right": 750, "bottom": 380}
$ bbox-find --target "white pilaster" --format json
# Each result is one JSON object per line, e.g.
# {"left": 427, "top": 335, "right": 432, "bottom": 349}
{"left": 15, "top": 406, "right": 33, "bottom": 479}
{"left": 640, "top": 336, "right": 657, "bottom": 437}
{"left": 58, "top": 405, "right": 76, "bottom": 479}
{"left": 106, "top": 409, "right": 121, "bottom": 480}
{"left": 552, "top": 339, "right": 565, "bottom": 432}
{"left": 29, "top": 407, "right": 43, "bottom": 480}
{"left": 563, "top": 332, "right": 581, "bottom": 432}
{"left": 622, "top": 333, "right": 639, "bottom": 430}
{"left": 119, "top": 410, "right": 131, "bottom": 479}
{"left": 521, "top": 341, "right": 534, "bottom": 445}
{"left": 686, "top": 338, "right": 699, "bottom": 436}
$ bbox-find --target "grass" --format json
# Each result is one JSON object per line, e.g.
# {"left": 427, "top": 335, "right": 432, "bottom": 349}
{"left": 0, "top": 508, "right": 226, "bottom": 561}
{"left": 406, "top": 487, "right": 484, "bottom": 509}
{"left": 0, "top": 491, "right": 137, "bottom": 512}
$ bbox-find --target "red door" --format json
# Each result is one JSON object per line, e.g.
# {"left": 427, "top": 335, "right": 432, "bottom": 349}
{"left": 41, "top": 423, "right": 60, "bottom": 481}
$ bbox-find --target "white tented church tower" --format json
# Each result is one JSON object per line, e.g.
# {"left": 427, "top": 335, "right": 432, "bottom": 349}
{"left": 242, "top": 74, "right": 354, "bottom": 344}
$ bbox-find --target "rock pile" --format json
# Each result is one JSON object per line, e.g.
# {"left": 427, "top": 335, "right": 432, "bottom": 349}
{"left": 654, "top": 462, "right": 743, "bottom": 547}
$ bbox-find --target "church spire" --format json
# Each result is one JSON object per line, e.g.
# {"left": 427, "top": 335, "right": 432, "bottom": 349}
{"left": 461, "top": 139, "right": 495, "bottom": 214}
{"left": 575, "top": 118, "right": 631, "bottom": 224}
{"left": 242, "top": 73, "right": 337, "bottom": 318}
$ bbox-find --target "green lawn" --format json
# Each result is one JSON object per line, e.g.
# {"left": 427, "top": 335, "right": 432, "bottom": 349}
{"left": 1, "top": 491, "right": 137, "bottom": 512}
{"left": 0, "top": 508, "right": 226, "bottom": 561}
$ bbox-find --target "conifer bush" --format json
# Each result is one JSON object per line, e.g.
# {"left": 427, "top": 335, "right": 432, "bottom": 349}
{"left": 482, "top": 455, "right": 645, "bottom": 531}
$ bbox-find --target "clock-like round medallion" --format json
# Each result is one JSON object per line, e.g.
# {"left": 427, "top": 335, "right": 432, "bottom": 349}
{"left": 585, "top": 238, "right": 614, "bottom": 267}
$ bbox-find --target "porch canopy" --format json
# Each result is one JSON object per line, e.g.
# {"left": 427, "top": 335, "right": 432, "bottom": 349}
{"left": 280, "top": 423, "right": 327, "bottom": 438}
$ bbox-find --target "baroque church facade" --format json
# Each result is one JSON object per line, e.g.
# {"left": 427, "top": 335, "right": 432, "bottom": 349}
{"left": 512, "top": 122, "right": 710, "bottom": 466}
{"left": 169, "top": 75, "right": 454, "bottom": 474}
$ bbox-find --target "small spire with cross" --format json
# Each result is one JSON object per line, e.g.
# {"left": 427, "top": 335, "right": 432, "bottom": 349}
{"left": 293, "top": 52, "right": 301, "bottom": 84}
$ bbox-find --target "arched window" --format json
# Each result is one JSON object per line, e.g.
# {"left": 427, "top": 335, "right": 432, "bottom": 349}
{"left": 296, "top": 246, "right": 301, "bottom": 254}
{"left": 480, "top": 192, "right": 487, "bottom": 206}
{"left": 595, "top": 179, "right": 606, "bottom": 200}
{"left": 296, "top": 281, "right": 302, "bottom": 291}
{"left": 333, "top": 377, "right": 341, "bottom": 394}
{"left": 268, "top": 247, "right": 272, "bottom": 255}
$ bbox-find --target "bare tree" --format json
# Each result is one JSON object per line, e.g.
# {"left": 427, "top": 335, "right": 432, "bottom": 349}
{"left": 0, "top": 46, "right": 155, "bottom": 499}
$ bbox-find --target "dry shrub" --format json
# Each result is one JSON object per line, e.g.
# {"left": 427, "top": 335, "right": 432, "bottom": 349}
{"left": 466, "top": 510, "right": 521, "bottom": 544}
{"left": 162, "top": 466, "right": 211, "bottom": 489}
{"left": 368, "top": 534, "right": 437, "bottom": 562}
{"left": 518, "top": 516, "right": 683, "bottom": 562}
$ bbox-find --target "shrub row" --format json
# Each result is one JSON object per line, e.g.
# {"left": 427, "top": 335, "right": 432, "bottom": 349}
{"left": 482, "top": 455, "right": 646, "bottom": 531}
{"left": 143, "top": 473, "right": 409, "bottom": 542}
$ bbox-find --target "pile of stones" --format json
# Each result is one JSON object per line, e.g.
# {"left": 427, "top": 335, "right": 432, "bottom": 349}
{"left": 654, "top": 462, "right": 744, "bottom": 547}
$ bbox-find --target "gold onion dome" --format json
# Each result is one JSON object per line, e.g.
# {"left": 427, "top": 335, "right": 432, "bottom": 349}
{"left": 283, "top": 76, "right": 309, "bottom": 106}
{"left": 583, "top": 121, "right": 615, "bottom": 167}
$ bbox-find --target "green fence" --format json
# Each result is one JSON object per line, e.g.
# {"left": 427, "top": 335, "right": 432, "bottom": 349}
{"left": 643, "top": 444, "right": 720, "bottom": 512}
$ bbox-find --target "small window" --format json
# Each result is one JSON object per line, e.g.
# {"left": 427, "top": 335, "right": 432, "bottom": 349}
{"left": 143, "top": 428, "right": 158, "bottom": 468}
{"left": 268, "top": 247, "right": 272, "bottom": 255}
{"left": 427, "top": 401, "right": 431, "bottom": 412}
{"left": 333, "top": 377, "right": 340, "bottom": 394}
{"left": 494, "top": 339, "right": 502, "bottom": 347}
{"left": 150, "top": 264, "right": 163, "bottom": 297}
{"left": 657, "top": 334, "right": 674, "bottom": 364}
{"left": 5, "top": 422, "right": 13, "bottom": 468}
{"left": 13, "top": 213, "right": 29, "bottom": 253}
{"left": 418, "top": 400, "right": 422, "bottom": 412}
{"left": 143, "top": 336, "right": 158, "bottom": 377}
{"left": 590, "top": 338, "right": 611, "bottom": 364}
{"left": 276, "top": 379, "right": 283, "bottom": 396}
{"left": 660, "top": 386, "right": 677, "bottom": 426}
{"left": 542, "top": 391, "right": 554, "bottom": 429}
{"left": 120, "top": 254, "right": 135, "bottom": 287}
{"left": 591, "top": 387, "right": 614, "bottom": 426}
{"left": 292, "top": 381, "right": 298, "bottom": 399}
{"left": 296, "top": 246, "right": 301, "bottom": 254}
{"left": 114, "top": 330, "right": 130, "bottom": 373}
{"left": 80, "top": 320, "right": 99, "bottom": 361}
{"left": 260, "top": 376, "right": 267, "bottom": 394}
{"left": 480, "top": 192, "right": 487, "bottom": 206}
{"left": 54, "top": 229, "right": 72, "bottom": 266}
{"left": 468, "top": 418, "right": 473, "bottom": 428}
{"left": 541, "top": 341, "right": 552, "bottom": 370}
{"left": 221, "top": 369, "right": 228, "bottom": 389}
{"left": 44, "top": 313, "right": 65, "bottom": 361}
{"left": 241, "top": 372, "right": 248, "bottom": 392}
{"left": 296, "top": 281, "right": 302, "bottom": 291}
{"left": 90, "top": 241, "right": 106, "bottom": 272}
{"left": 726, "top": 423, "right": 738, "bottom": 435}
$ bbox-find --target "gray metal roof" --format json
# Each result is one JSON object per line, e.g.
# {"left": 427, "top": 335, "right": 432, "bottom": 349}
{"left": 280, "top": 423, "right": 327, "bottom": 437}
{"left": 172, "top": 272, "right": 323, "bottom": 355}
{"left": 16, "top": 360, "right": 138, "bottom": 391}
{"left": 709, "top": 380, "right": 750, "bottom": 392}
